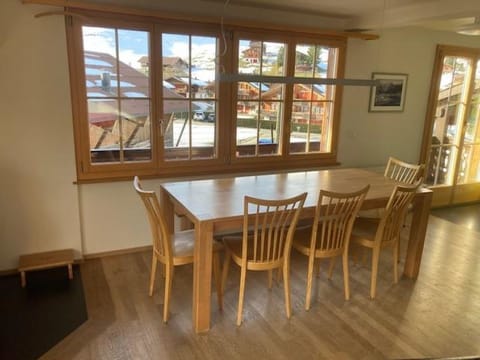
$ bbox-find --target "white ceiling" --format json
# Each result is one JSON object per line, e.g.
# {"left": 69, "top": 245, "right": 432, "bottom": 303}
{"left": 203, "top": 0, "right": 480, "bottom": 34}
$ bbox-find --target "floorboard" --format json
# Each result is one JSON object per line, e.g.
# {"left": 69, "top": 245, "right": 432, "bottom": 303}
{"left": 40, "top": 209, "right": 480, "bottom": 360}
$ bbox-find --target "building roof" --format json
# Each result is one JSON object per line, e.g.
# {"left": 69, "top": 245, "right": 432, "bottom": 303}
{"left": 84, "top": 51, "right": 186, "bottom": 126}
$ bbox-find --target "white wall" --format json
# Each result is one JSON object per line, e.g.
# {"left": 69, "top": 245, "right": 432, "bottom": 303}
{"left": 0, "top": 1, "right": 81, "bottom": 270}
{"left": 2, "top": 0, "right": 480, "bottom": 270}
{"left": 340, "top": 27, "right": 480, "bottom": 167}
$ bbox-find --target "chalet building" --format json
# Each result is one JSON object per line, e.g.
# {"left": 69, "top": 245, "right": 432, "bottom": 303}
{"left": 241, "top": 41, "right": 263, "bottom": 64}
{"left": 137, "top": 55, "right": 189, "bottom": 76}
{"left": 237, "top": 82, "right": 325, "bottom": 125}
{"left": 137, "top": 55, "right": 149, "bottom": 74}
{"left": 162, "top": 56, "right": 189, "bottom": 75}
{"left": 85, "top": 51, "right": 189, "bottom": 152}
{"left": 164, "top": 76, "right": 210, "bottom": 98}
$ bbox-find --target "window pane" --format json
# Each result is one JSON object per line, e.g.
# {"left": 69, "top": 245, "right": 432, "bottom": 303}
{"left": 239, "top": 39, "right": 260, "bottom": 74}
{"left": 295, "top": 44, "right": 315, "bottom": 77}
{"left": 236, "top": 101, "right": 259, "bottom": 156}
{"left": 427, "top": 56, "right": 473, "bottom": 186}
{"left": 260, "top": 101, "right": 281, "bottom": 147}
{"left": 163, "top": 100, "right": 189, "bottom": 160}
{"left": 237, "top": 101, "right": 258, "bottom": 121}
{"left": 262, "top": 42, "right": 285, "bottom": 76}
{"left": 88, "top": 99, "right": 120, "bottom": 163}
{"left": 82, "top": 26, "right": 152, "bottom": 164}
{"left": 261, "top": 83, "right": 283, "bottom": 100}
{"left": 192, "top": 36, "right": 217, "bottom": 98}
{"left": 293, "top": 84, "right": 312, "bottom": 100}
{"left": 162, "top": 33, "right": 217, "bottom": 161}
{"left": 118, "top": 30, "right": 150, "bottom": 97}
{"left": 425, "top": 144, "right": 458, "bottom": 186}
{"left": 314, "top": 46, "right": 335, "bottom": 79}
{"left": 122, "top": 99, "right": 151, "bottom": 162}
{"left": 238, "top": 82, "right": 261, "bottom": 100}
{"left": 192, "top": 101, "right": 216, "bottom": 159}
{"left": 290, "top": 43, "right": 336, "bottom": 154}
{"left": 236, "top": 39, "right": 286, "bottom": 158}
{"left": 162, "top": 33, "right": 189, "bottom": 85}
{"left": 465, "top": 61, "right": 480, "bottom": 143}
{"left": 458, "top": 144, "right": 480, "bottom": 184}
{"left": 290, "top": 101, "right": 323, "bottom": 154}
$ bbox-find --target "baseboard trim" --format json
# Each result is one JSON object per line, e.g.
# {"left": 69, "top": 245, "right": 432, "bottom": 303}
{"left": 83, "top": 245, "right": 152, "bottom": 260}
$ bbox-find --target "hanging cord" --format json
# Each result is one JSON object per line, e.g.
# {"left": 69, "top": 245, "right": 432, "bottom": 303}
{"left": 216, "top": 0, "right": 231, "bottom": 75}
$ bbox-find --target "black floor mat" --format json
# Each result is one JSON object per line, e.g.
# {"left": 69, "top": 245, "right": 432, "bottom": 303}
{"left": 0, "top": 265, "right": 87, "bottom": 360}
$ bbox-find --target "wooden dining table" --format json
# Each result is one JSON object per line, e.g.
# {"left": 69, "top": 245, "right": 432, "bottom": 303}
{"left": 159, "top": 168, "right": 433, "bottom": 333}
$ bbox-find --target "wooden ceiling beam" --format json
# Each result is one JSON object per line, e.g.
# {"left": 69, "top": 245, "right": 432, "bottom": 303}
{"left": 23, "top": 0, "right": 379, "bottom": 40}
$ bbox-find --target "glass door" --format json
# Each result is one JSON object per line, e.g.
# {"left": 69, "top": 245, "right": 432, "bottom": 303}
{"left": 422, "top": 45, "right": 480, "bottom": 207}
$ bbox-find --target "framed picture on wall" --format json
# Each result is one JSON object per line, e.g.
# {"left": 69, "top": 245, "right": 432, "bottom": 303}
{"left": 369, "top": 72, "right": 408, "bottom": 112}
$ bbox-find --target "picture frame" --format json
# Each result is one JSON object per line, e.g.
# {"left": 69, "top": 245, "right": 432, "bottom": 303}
{"left": 369, "top": 72, "right": 408, "bottom": 112}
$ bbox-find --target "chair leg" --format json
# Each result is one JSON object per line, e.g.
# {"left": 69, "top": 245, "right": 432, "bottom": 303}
{"left": 149, "top": 253, "right": 157, "bottom": 296}
{"left": 163, "top": 265, "right": 174, "bottom": 323}
{"left": 213, "top": 252, "right": 223, "bottom": 310}
{"left": 277, "top": 266, "right": 283, "bottom": 282}
{"left": 283, "top": 261, "right": 292, "bottom": 319}
{"left": 396, "top": 238, "right": 401, "bottom": 264}
{"left": 160, "top": 263, "right": 165, "bottom": 278}
{"left": 351, "top": 244, "right": 360, "bottom": 265}
{"left": 327, "top": 257, "right": 336, "bottom": 279}
{"left": 268, "top": 270, "right": 273, "bottom": 289}
{"left": 221, "top": 249, "right": 231, "bottom": 294}
{"left": 315, "top": 259, "right": 321, "bottom": 278}
{"left": 393, "top": 241, "right": 399, "bottom": 284}
{"left": 236, "top": 265, "right": 247, "bottom": 326}
{"left": 370, "top": 247, "right": 380, "bottom": 299}
{"left": 362, "top": 248, "right": 369, "bottom": 265}
{"left": 305, "top": 253, "right": 315, "bottom": 311}
{"left": 342, "top": 253, "right": 350, "bottom": 300}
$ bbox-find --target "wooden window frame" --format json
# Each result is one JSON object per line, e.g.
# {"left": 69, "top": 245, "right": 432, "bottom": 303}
{"left": 65, "top": 9, "right": 347, "bottom": 183}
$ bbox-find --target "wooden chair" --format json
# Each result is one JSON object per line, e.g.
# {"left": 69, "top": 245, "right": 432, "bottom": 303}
{"left": 292, "top": 186, "right": 369, "bottom": 310}
{"left": 221, "top": 192, "right": 307, "bottom": 326}
{"left": 385, "top": 157, "right": 424, "bottom": 256}
{"left": 350, "top": 180, "right": 421, "bottom": 299}
{"left": 384, "top": 156, "right": 424, "bottom": 184}
{"left": 360, "top": 156, "right": 424, "bottom": 257}
{"left": 133, "top": 176, "right": 223, "bottom": 323}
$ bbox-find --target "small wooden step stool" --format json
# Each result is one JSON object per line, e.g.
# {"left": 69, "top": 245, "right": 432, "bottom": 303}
{"left": 18, "top": 249, "right": 75, "bottom": 287}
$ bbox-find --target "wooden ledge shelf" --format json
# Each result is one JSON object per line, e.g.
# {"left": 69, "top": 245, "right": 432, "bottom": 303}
{"left": 18, "top": 249, "right": 75, "bottom": 287}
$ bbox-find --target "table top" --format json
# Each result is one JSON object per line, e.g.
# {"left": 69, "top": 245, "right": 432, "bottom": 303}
{"left": 161, "top": 168, "right": 423, "bottom": 222}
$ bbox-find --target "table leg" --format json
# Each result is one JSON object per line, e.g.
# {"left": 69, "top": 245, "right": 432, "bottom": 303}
{"left": 404, "top": 189, "right": 433, "bottom": 278}
{"left": 193, "top": 221, "right": 213, "bottom": 333}
{"left": 68, "top": 264, "right": 73, "bottom": 280}
{"left": 159, "top": 187, "right": 175, "bottom": 234}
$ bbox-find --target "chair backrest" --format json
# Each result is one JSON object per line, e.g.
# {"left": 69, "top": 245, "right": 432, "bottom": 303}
{"left": 242, "top": 192, "right": 307, "bottom": 268}
{"left": 384, "top": 156, "right": 424, "bottom": 184}
{"left": 133, "top": 176, "right": 172, "bottom": 262}
{"left": 312, "top": 185, "right": 370, "bottom": 256}
{"left": 375, "top": 180, "right": 422, "bottom": 245}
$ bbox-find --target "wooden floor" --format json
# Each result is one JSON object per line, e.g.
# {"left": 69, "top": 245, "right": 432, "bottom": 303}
{"left": 41, "top": 212, "right": 480, "bottom": 360}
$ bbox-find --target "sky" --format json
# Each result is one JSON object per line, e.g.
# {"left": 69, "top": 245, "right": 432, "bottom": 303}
{"left": 82, "top": 27, "right": 217, "bottom": 81}
{"left": 82, "top": 26, "right": 332, "bottom": 82}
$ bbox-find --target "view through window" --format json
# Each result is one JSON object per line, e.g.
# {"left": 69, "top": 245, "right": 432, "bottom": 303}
{"left": 69, "top": 12, "right": 346, "bottom": 181}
